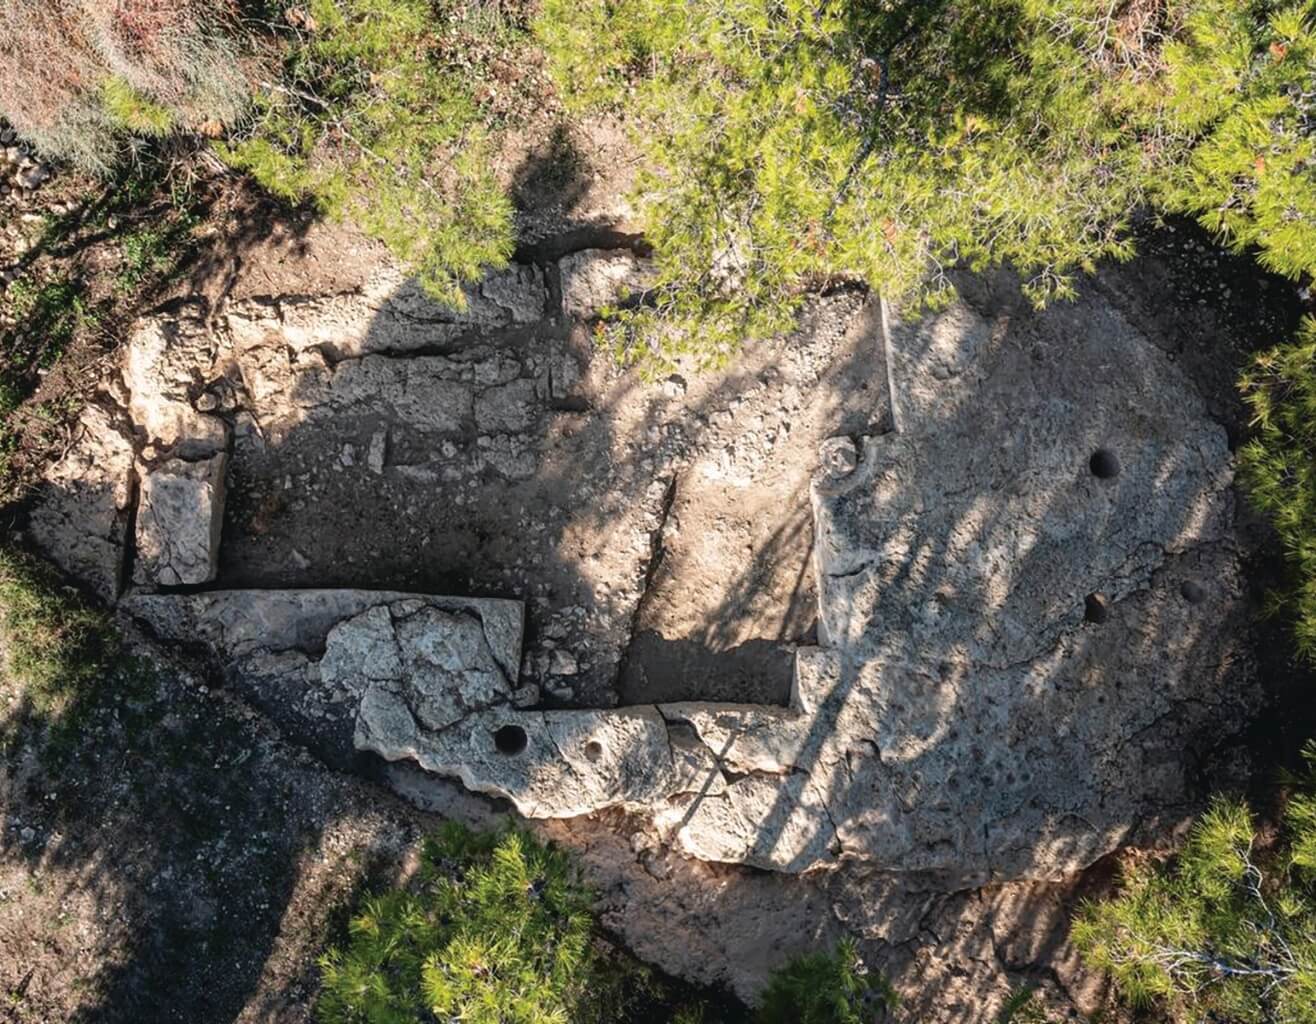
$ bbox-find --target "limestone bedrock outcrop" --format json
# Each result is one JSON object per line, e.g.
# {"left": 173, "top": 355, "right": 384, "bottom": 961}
{"left": 27, "top": 405, "right": 135, "bottom": 602}
{"left": 360, "top": 296, "right": 1247, "bottom": 883}
{"left": 134, "top": 453, "right": 227, "bottom": 587}
{"left": 123, "top": 312, "right": 229, "bottom": 459}
{"left": 558, "top": 249, "right": 657, "bottom": 319}
{"left": 39, "top": 241, "right": 1250, "bottom": 885}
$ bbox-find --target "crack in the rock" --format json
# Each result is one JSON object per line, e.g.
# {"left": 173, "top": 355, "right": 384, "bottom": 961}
{"left": 513, "top": 227, "right": 648, "bottom": 266}
{"left": 116, "top": 461, "right": 141, "bottom": 599}
{"left": 824, "top": 560, "right": 875, "bottom": 582}
{"left": 612, "top": 474, "right": 679, "bottom": 693}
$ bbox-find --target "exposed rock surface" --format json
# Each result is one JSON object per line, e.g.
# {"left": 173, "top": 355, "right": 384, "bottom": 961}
{"left": 122, "top": 590, "right": 523, "bottom": 678}
{"left": 27, "top": 405, "right": 135, "bottom": 602}
{"left": 134, "top": 453, "right": 228, "bottom": 586}
{"left": 122, "top": 312, "right": 229, "bottom": 458}
{"left": 789, "top": 295, "right": 1250, "bottom": 883}
{"left": 365, "top": 289, "right": 1250, "bottom": 884}
{"left": 210, "top": 257, "right": 868, "bottom": 706}
{"left": 9, "top": 121, "right": 1290, "bottom": 1024}
{"left": 558, "top": 248, "right": 657, "bottom": 318}
{"left": 50, "top": 229, "right": 1242, "bottom": 888}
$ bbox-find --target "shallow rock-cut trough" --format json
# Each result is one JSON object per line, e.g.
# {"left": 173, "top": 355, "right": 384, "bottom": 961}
{"left": 28, "top": 241, "right": 1253, "bottom": 885}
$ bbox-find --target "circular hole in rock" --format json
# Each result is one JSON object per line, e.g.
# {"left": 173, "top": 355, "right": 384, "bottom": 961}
{"left": 1089, "top": 447, "right": 1121, "bottom": 479}
{"left": 584, "top": 739, "right": 604, "bottom": 763}
{"left": 494, "top": 724, "right": 528, "bottom": 756}
{"left": 1089, "top": 448, "right": 1121, "bottom": 479}
{"left": 1084, "top": 592, "right": 1109, "bottom": 624}
{"left": 1180, "top": 580, "right": 1207, "bottom": 605}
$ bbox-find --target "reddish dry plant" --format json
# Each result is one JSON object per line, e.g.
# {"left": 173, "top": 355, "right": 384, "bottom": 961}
{"left": 0, "top": 0, "right": 248, "bottom": 171}
{"left": 0, "top": 3, "right": 108, "bottom": 165}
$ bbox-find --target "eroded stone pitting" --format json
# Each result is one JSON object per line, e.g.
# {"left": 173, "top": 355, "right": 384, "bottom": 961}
{"left": 27, "top": 245, "right": 1253, "bottom": 885}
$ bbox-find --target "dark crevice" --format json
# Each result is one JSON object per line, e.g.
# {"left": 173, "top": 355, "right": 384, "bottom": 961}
{"left": 825, "top": 560, "right": 874, "bottom": 582}
{"left": 612, "top": 474, "right": 679, "bottom": 693}
{"left": 513, "top": 226, "right": 649, "bottom": 265}
{"left": 314, "top": 322, "right": 549, "bottom": 367}
{"left": 116, "top": 466, "right": 142, "bottom": 600}
{"left": 548, "top": 395, "right": 591, "bottom": 414}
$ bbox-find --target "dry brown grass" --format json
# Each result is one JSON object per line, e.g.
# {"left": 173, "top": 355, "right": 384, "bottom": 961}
{"left": 0, "top": 0, "right": 249, "bottom": 173}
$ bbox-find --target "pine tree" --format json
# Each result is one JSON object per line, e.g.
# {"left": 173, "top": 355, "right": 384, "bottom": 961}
{"left": 1150, "top": 0, "right": 1316, "bottom": 282}
{"left": 1073, "top": 748, "right": 1316, "bottom": 1023}
{"left": 218, "top": 0, "right": 521, "bottom": 308}
{"left": 756, "top": 938, "right": 896, "bottom": 1024}
{"left": 1238, "top": 316, "right": 1316, "bottom": 660}
{"left": 536, "top": 0, "right": 1316, "bottom": 372}
{"left": 537, "top": 0, "right": 1156, "bottom": 369}
{"left": 316, "top": 825, "right": 599, "bottom": 1024}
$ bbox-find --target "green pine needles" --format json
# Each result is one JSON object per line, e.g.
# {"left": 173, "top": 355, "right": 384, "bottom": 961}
{"left": 1239, "top": 316, "right": 1316, "bottom": 660}
{"left": 317, "top": 825, "right": 598, "bottom": 1024}
{"left": 539, "top": 0, "right": 1151, "bottom": 370}
{"left": 315, "top": 824, "right": 897, "bottom": 1024}
{"left": 219, "top": 0, "right": 518, "bottom": 308}
{"left": 1152, "top": 0, "right": 1316, "bottom": 282}
{"left": 756, "top": 938, "right": 896, "bottom": 1024}
{"left": 536, "top": 0, "right": 1316, "bottom": 372}
{"left": 1074, "top": 751, "right": 1316, "bottom": 1023}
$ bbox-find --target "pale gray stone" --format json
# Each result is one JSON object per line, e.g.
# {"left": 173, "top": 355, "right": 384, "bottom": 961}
{"left": 559, "top": 249, "right": 657, "bottom": 319}
{"left": 475, "top": 378, "right": 537, "bottom": 434}
{"left": 319, "top": 605, "right": 402, "bottom": 696}
{"left": 28, "top": 405, "right": 135, "bottom": 603}
{"left": 122, "top": 313, "right": 228, "bottom": 457}
{"left": 134, "top": 453, "right": 227, "bottom": 587}
{"left": 121, "top": 590, "right": 524, "bottom": 680}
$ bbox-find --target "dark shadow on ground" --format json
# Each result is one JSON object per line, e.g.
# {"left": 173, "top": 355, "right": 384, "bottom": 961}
{"left": 0, "top": 626, "right": 412, "bottom": 1023}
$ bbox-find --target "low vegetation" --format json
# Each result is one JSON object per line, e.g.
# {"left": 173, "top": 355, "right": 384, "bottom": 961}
{"left": 0, "top": 547, "right": 114, "bottom": 711}
{"left": 1074, "top": 749, "right": 1316, "bottom": 1023}
{"left": 1239, "top": 317, "right": 1316, "bottom": 660}
{"left": 0, "top": 0, "right": 249, "bottom": 174}
{"left": 0, "top": 153, "right": 209, "bottom": 500}
{"left": 755, "top": 937, "right": 895, "bottom": 1024}
{"left": 319, "top": 823, "right": 684, "bottom": 1022}
{"left": 219, "top": 0, "right": 538, "bottom": 307}
{"left": 317, "top": 822, "right": 892, "bottom": 1024}
{"left": 536, "top": 0, "right": 1315, "bottom": 370}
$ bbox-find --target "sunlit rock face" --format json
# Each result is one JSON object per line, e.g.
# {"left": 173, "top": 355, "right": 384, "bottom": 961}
{"left": 117, "top": 286, "right": 1249, "bottom": 886}
{"left": 803, "top": 296, "right": 1247, "bottom": 883}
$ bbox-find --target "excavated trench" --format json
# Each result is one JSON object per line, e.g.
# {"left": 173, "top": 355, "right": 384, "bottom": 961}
{"left": 24, "top": 222, "right": 1262, "bottom": 883}
{"left": 203, "top": 240, "right": 886, "bottom": 710}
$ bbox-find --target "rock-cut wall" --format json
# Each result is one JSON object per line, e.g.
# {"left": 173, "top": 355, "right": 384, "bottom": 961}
{"left": 77, "top": 272, "right": 1253, "bottom": 886}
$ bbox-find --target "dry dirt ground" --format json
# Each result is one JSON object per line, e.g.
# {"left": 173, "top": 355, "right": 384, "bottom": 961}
{"left": 2, "top": 110, "right": 1315, "bottom": 1024}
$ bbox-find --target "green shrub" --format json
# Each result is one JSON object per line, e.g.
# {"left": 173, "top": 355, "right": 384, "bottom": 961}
{"left": 101, "top": 76, "right": 176, "bottom": 137}
{"left": 537, "top": 0, "right": 1316, "bottom": 372}
{"left": 1151, "top": 0, "right": 1316, "bottom": 282}
{"left": 993, "top": 987, "right": 1084, "bottom": 1024}
{"left": 1238, "top": 316, "right": 1316, "bottom": 660}
{"left": 1073, "top": 757, "right": 1316, "bottom": 1024}
{"left": 317, "top": 823, "right": 675, "bottom": 1024}
{"left": 219, "top": 0, "right": 523, "bottom": 307}
{"left": 537, "top": 0, "right": 1164, "bottom": 370}
{"left": 316, "top": 824, "right": 898, "bottom": 1024}
{"left": 0, "top": 547, "right": 118, "bottom": 715}
{"left": 756, "top": 938, "right": 895, "bottom": 1024}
